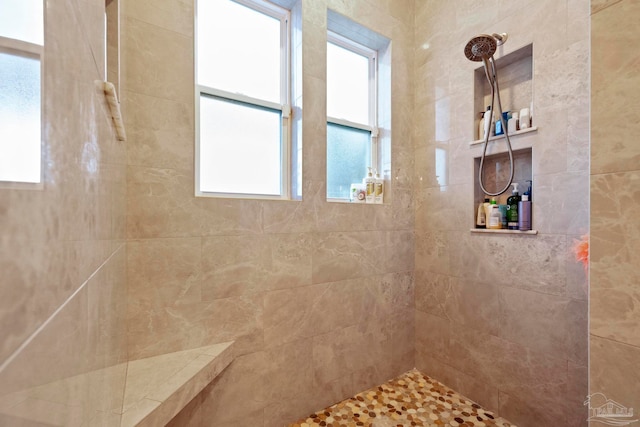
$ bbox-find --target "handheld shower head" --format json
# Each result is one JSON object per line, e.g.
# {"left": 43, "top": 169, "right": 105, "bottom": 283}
{"left": 463, "top": 33, "right": 508, "bottom": 62}
{"left": 464, "top": 34, "right": 497, "bottom": 62}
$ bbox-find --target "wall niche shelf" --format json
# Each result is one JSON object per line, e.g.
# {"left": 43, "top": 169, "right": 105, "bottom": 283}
{"left": 469, "top": 126, "right": 537, "bottom": 146}
{"left": 470, "top": 228, "right": 538, "bottom": 235}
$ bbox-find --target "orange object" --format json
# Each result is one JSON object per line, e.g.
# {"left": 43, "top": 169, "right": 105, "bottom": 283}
{"left": 573, "top": 234, "right": 589, "bottom": 272}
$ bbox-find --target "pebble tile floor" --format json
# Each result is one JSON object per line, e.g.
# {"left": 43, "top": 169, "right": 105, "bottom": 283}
{"left": 290, "top": 369, "right": 516, "bottom": 427}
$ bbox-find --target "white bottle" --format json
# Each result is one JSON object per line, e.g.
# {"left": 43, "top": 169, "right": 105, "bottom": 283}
{"left": 519, "top": 107, "right": 530, "bottom": 130}
{"left": 364, "top": 167, "right": 375, "bottom": 204}
{"left": 483, "top": 106, "right": 492, "bottom": 139}
{"left": 374, "top": 170, "right": 384, "bottom": 204}
{"left": 478, "top": 112, "right": 485, "bottom": 140}
{"left": 508, "top": 111, "right": 519, "bottom": 133}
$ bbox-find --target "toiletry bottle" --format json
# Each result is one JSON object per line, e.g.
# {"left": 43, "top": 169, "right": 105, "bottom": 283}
{"left": 506, "top": 183, "right": 521, "bottom": 230}
{"left": 508, "top": 111, "right": 519, "bottom": 133}
{"left": 484, "top": 197, "right": 496, "bottom": 222}
{"left": 488, "top": 205, "right": 502, "bottom": 229}
{"left": 519, "top": 108, "right": 530, "bottom": 130}
{"left": 478, "top": 112, "right": 485, "bottom": 140}
{"left": 518, "top": 192, "right": 532, "bottom": 231}
{"left": 374, "top": 170, "right": 384, "bottom": 204}
{"left": 364, "top": 167, "right": 375, "bottom": 203}
{"left": 495, "top": 111, "right": 509, "bottom": 136}
{"left": 483, "top": 106, "right": 492, "bottom": 139}
{"left": 476, "top": 197, "right": 489, "bottom": 228}
{"left": 498, "top": 204, "right": 508, "bottom": 228}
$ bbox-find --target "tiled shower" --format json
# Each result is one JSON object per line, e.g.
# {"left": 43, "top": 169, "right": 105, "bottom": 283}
{"left": 1, "top": 0, "right": 638, "bottom": 426}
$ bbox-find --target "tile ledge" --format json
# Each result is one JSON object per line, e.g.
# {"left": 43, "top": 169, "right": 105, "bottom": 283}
{"left": 120, "top": 341, "right": 236, "bottom": 427}
{"left": 470, "top": 228, "right": 538, "bottom": 235}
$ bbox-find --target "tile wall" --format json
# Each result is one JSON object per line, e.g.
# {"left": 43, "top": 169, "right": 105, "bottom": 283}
{"left": 0, "top": 0, "right": 127, "bottom": 425}
{"left": 121, "top": 0, "right": 415, "bottom": 425}
{"left": 412, "top": 1, "right": 590, "bottom": 426}
{"left": 590, "top": 0, "right": 640, "bottom": 423}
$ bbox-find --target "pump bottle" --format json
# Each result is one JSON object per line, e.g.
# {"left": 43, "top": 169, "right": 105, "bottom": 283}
{"left": 507, "top": 183, "right": 521, "bottom": 230}
{"left": 518, "top": 181, "right": 532, "bottom": 231}
{"left": 364, "top": 167, "right": 375, "bottom": 204}
{"left": 374, "top": 170, "right": 384, "bottom": 204}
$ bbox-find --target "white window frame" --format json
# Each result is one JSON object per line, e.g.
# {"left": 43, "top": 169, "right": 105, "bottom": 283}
{"left": 326, "top": 31, "right": 379, "bottom": 201}
{"left": 0, "top": 33, "right": 44, "bottom": 189}
{"left": 195, "top": 0, "right": 292, "bottom": 200}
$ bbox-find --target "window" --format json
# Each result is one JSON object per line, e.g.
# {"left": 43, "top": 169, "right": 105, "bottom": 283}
{"left": 0, "top": 0, "right": 43, "bottom": 185}
{"left": 196, "top": 0, "right": 291, "bottom": 198}
{"left": 326, "top": 32, "right": 378, "bottom": 200}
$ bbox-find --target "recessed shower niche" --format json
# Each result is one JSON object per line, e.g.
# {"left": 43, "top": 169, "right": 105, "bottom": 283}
{"left": 468, "top": 42, "right": 537, "bottom": 234}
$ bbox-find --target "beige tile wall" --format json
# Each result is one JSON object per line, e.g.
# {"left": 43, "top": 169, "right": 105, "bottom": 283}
{"left": 413, "top": 1, "right": 590, "bottom": 426}
{"left": 590, "top": 0, "right": 640, "bottom": 424}
{"left": 0, "top": 0, "right": 128, "bottom": 425}
{"left": 121, "top": 0, "right": 415, "bottom": 425}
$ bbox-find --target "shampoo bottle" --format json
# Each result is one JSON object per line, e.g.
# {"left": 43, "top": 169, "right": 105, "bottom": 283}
{"left": 476, "top": 197, "right": 489, "bottom": 228}
{"left": 483, "top": 106, "right": 492, "bottom": 139}
{"left": 374, "top": 170, "right": 384, "bottom": 204}
{"left": 507, "top": 183, "right": 521, "bottom": 230}
{"left": 488, "top": 205, "right": 502, "bottom": 229}
{"left": 364, "top": 167, "right": 375, "bottom": 204}
{"left": 518, "top": 193, "right": 532, "bottom": 231}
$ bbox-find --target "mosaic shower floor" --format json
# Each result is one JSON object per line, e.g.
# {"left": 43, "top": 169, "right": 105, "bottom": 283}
{"left": 290, "top": 369, "right": 516, "bottom": 427}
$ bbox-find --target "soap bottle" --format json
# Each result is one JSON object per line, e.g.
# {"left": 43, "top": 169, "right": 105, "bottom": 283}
{"left": 488, "top": 204, "right": 502, "bottom": 229}
{"left": 478, "top": 112, "right": 485, "bottom": 140}
{"left": 483, "top": 106, "right": 492, "bottom": 139}
{"left": 476, "top": 197, "right": 489, "bottom": 228}
{"left": 484, "top": 197, "right": 496, "bottom": 221}
{"left": 508, "top": 111, "right": 519, "bottom": 133}
{"left": 519, "top": 181, "right": 532, "bottom": 231}
{"left": 374, "top": 170, "right": 384, "bottom": 204}
{"left": 364, "top": 167, "right": 375, "bottom": 203}
{"left": 507, "top": 183, "right": 521, "bottom": 230}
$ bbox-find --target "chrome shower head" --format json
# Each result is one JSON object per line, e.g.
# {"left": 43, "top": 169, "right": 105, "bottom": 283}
{"left": 464, "top": 33, "right": 508, "bottom": 62}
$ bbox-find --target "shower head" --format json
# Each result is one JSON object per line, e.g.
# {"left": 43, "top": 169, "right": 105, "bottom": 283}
{"left": 464, "top": 33, "right": 508, "bottom": 62}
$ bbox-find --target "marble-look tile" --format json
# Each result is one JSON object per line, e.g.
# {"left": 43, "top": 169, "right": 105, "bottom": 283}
{"left": 414, "top": 270, "right": 450, "bottom": 317}
{"left": 566, "top": 361, "right": 588, "bottom": 427}
{"left": 498, "top": 287, "right": 587, "bottom": 363}
{"left": 121, "top": 0, "right": 193, "bottom": 36}
{"left": 263, "top": 278, "right": 370, "bottom": 348}
{"left": 414, "top": 230, "right": 451, "bottom": 276}
{"left": 121, "top": 16, "right": 193, "bottom": 104}
{"left": 591, "top": 0, "right": 624, "bottom": 15}
{"left": 311, "top": 230, "right": 413, "bottom": 284}
{"left": 127, "top": 293, "right": 263, "bottom": 360}
{"left": 533, "top": 172, "right": 589, "bottom": 235}
{"left": 589, "top": 336, "right": 640, "bottom": 426}
{"left": 197, "top": 352, "right": 267, "bottom": 425}
{"left": 127, "top": 238, "right": 202, "bottom": 307}
{"left": 123, "top": 90, "right": 194, "bottom": 170}
{"left": 590, "top": 171, "right": 640, "bottom": 347}
{"left": 414, "top": 353, "right": 499, "bottom": 414}
{"left": 414, "top": 310, "right": 450, "bottom": 361}
{"left": 449, "top": 232, "right": 567, "bottom": 296}
{"left": 201, "top": 233, "right": 312, "bottom": 299}
{"left": 566, "top": 235, "right": 589, "bottom": 301}
{"left": 263, "top": 339, "right": 313, "bottom": 403}
{"left": 444, "top": 277, "right": 500, "bottom": 336}
{"left": 126, "top": 166, "right": 199, "bottom": 238}
{"left": 591, "top": 0, "right": 640, "bottom": 174}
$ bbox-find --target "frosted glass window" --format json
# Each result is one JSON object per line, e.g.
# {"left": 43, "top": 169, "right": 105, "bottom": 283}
{"left": 199, "top": 96, "right": 281, "bottom": 195}
{"left": 0, "top": 52, "right": 41, "bottom": 183}
{"left": 197, "top": 0, "right": 281, "bottom": 103}
{"left": 0, "top": 0, "right": 44, "bottom": 45}
{"left": 327, "top": 42, "right": 369, "bottom": 124}
{"left": 326, "top": 123, "right": 371, "bottom": 200}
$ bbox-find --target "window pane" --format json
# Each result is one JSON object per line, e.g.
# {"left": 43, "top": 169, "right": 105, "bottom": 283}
{"left": 197, "top": 0, "right": 281, "bottom": 103}
{"left": 326, "top": 123, "right": 371, "bottom": 199}
{"left": 199, "top": 96, "right": 281, "bottom": 195}
{"left": 0, "top": 52, "right": 41, "bottom": 183}
{"left": 0, "top": 0, "right": 44, "bottom": 45}
{"left": 327, "top": 42, "right": 369, "bottom": 124}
